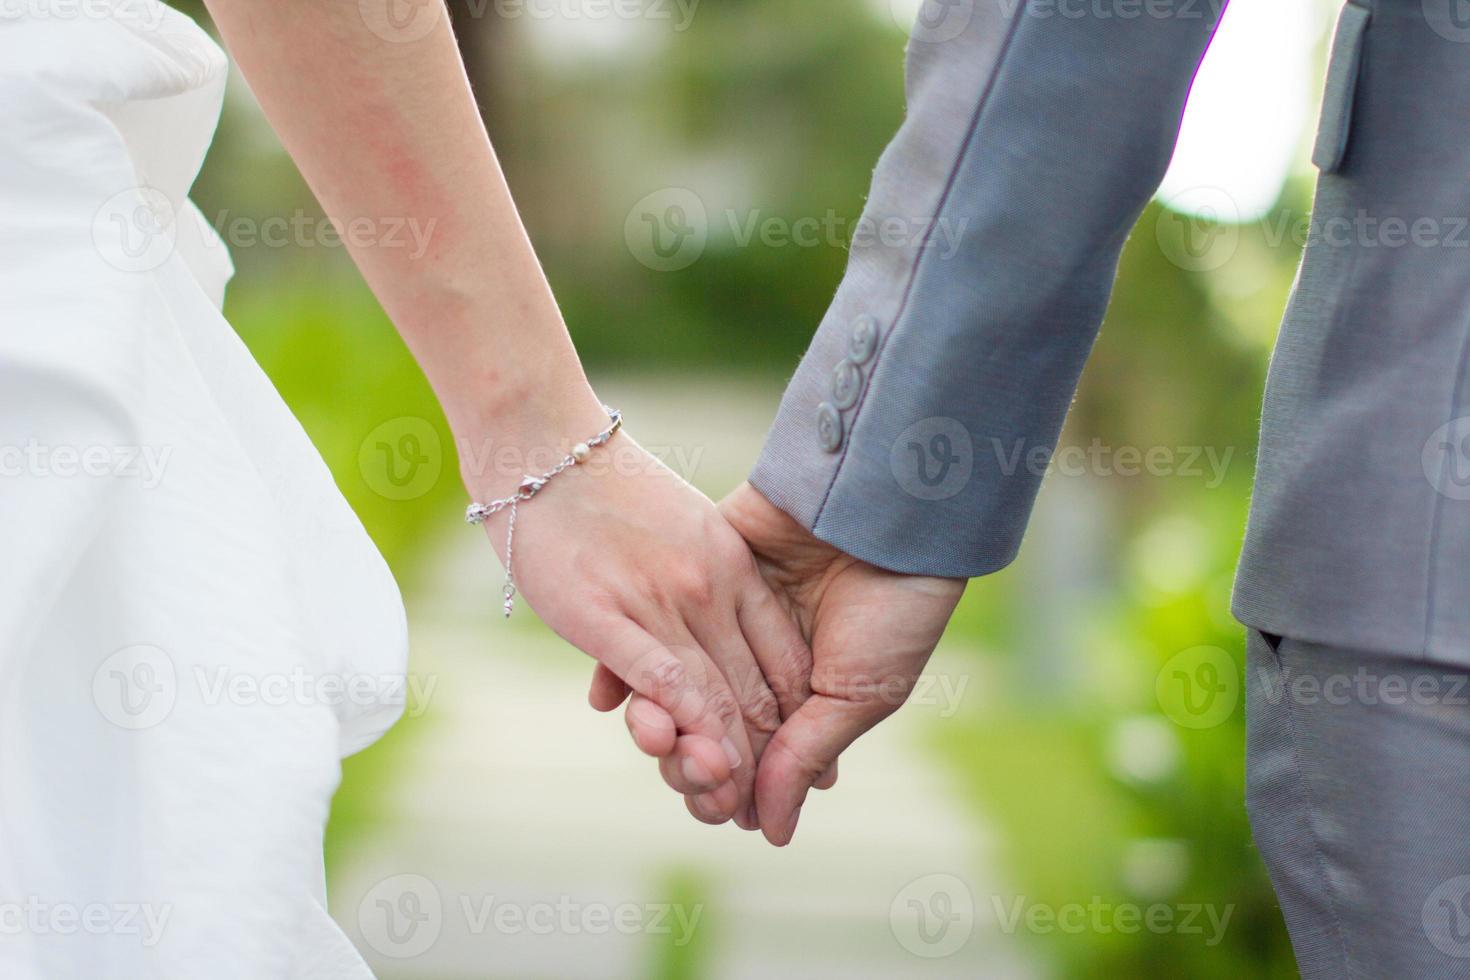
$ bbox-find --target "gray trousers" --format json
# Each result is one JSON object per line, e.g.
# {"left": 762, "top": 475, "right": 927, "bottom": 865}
{"left": 1247, "top": 630, "right": 1470, "bottom": 978}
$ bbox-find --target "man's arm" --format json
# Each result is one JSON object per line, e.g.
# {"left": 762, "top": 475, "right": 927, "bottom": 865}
{"left": 751, "top": 0, "right": 1229, "bottom": 576}
{"left": 614, "top": 1, "right": 1239, "bottom": 842}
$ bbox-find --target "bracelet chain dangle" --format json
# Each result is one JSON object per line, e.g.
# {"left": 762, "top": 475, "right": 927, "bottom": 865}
{"left": 465, "top": 406, "right": 623, "bottom": 618}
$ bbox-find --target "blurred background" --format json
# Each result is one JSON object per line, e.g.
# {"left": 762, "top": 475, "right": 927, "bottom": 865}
{"left": 172, "top": 0, "right": 1344, "bottom": 975}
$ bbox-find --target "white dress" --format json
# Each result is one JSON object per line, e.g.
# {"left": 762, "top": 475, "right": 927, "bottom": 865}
{"left": 0, "top": 3, "right": 407, "bottom": 977}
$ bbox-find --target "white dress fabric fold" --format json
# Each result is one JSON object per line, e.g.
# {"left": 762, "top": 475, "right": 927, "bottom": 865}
{"left": 0, "top": 3, "right": 406, "bottom": 976}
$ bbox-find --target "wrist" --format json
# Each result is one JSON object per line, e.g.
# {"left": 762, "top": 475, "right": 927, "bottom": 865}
{"left": 392, "top": 276, "right": 609, "bottom": 495}
{"left": 452, "top": 375, "right": 612, "bottom": 500}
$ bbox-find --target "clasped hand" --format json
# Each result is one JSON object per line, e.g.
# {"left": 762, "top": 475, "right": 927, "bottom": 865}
{"left": 474, "top": 433, "right": 963, "bottom": 845}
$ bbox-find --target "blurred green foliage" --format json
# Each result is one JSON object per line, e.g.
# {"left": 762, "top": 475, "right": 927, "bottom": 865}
{"left": 643, "top": 871, "right": 714, "bottom": 980}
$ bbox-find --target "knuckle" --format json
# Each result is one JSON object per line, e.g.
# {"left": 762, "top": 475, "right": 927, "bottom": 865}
{"left": 818, "top": 668, "right": 910, "bottom": 713}
{"left": 719, "top": 657, "right": 763, "bottom": 698}
{"left": 678, "top": 569, "right": 717, "bottom": 609}
{"left": 768, "top": 645, "right": 813, "bottom": 704}
{"left": 703, "top": 686, "right": 741, "bottom": 729}
{"left": 642, "top": 655, "right": 688, "bottom": 703}
{"left": 774, "top": 736, "right": 831, "bottom": 783}
{"left": 741, "top": 686, "right": 783, "bottom": 736}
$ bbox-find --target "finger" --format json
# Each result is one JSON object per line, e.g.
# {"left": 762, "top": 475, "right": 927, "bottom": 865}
{"left": 686, "top": 781, "right": 739, "bottom": 826}
{"left": 735, "top": 580, "right": 813, "bottom": 721}
{"left": 624, "top": 693, "right": 677, "bottom": 757}
{"left": 686, "top": 612, "right": 782, "bottom": 832}
{"left": 814, "top": 761, "right": 838, "bottom": 791}
{"left": 623, "top": 691, "right": 676, "bottom": 754}
{"left": 657, "top": 733, "right": 732, "bottom": 794}
{"left": 588, "top": 619, "right": 756, "bottom": 809}
{"left": 588, "top": 663, "right": 631, "bottom": 712}
{"left": 756, "top": 695, "right": 890, "bottom": 846}
{"left": 626, "top": 693, "right": 737, "bottom": 807}
{"left": 651, "top": 624, "right": 761, "bottom": 831}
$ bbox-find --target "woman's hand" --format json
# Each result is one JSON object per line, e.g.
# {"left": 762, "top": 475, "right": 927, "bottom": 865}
{"left": 465, "top": 403, "right": 813, "bottom": 830}
{"left": 201, "top": 0, "right": 814, "bottom": 829}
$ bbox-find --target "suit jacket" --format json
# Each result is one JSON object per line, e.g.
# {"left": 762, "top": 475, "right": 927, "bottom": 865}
{"left": 750, "top": 0, "right": 1470, "bottom": 662}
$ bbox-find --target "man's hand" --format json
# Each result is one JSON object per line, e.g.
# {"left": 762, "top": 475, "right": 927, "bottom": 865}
{"left": 614, "top": 482, "right": 965, "bottom": 844}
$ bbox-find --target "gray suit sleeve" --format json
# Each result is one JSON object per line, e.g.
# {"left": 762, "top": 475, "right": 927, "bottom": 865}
{"left": 749, "top": 0, "right": 1228, "bottom": 577}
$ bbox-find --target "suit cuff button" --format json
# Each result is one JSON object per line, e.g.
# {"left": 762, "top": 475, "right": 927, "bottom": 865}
{"left": 832, "top": 360, "right": 863, "bottom": 409}
{"left": 848, "top": 315, "right": 881, "bottom": 363}
{"left": 816, "top": 402, "right": 843, "bottom": 453}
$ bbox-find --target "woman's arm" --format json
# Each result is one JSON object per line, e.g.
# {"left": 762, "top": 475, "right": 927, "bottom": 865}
{"left": 202, "top": 0, "right": 813, "bottom": 831}
{"left": 202, "top": 0, "right": 595, "bottom": 453}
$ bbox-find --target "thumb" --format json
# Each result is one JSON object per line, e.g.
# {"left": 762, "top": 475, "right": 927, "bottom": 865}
{"left": 755, "top": 693, "right": 889, "bottom": 846}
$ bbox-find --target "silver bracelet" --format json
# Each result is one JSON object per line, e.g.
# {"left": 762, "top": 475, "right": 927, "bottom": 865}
{"left": 465, "top": 405, "right": 624, "bottom": 618}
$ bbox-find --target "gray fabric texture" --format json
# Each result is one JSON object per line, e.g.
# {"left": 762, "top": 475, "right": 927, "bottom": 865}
{"left": 1246, "top": 628, "right": 1470, "bottom": 978}
{"left": 751, "top": 0, "right": 1227, "bottom": 576}
{"left": 751, "top": 0, "right": 1470, "bottom": 663}
{"left": 1235, "top": 0, "right": 1470, "bottom": 663}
